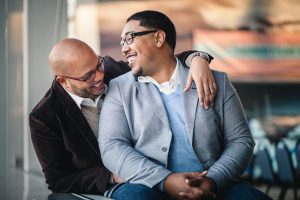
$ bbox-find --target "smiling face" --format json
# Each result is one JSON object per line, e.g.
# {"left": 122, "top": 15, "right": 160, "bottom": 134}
{"left": 65, "top": 53, "right": 105, "bottom": 100}
{"left": 121, "top": 20, "right": 158, "bottom": 76}
{"left": 50, "top": 39, "right": 106, "bottom": 100}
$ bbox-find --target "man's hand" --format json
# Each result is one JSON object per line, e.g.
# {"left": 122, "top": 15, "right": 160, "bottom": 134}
{"left": 184, "top": 57, "right": 217, "bottom": 109}
{"left": 164, "top": 171, "right": 215, "bottom": 200}
{"left": 180, "top": 176, "right": 217, "bottom": 200}
{"left": 111, "top": 174, "right": 125, "bottom": 184}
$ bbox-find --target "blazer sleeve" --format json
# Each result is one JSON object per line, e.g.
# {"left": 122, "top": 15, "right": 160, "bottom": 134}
{"left": 206, "top": 73, "right": 255, "bottom": 190}
{"left": 99, "top": 80, "right": 172, "bottom": 188}
{"left": 29, "top": 113, "right": 111, "bottom": 194}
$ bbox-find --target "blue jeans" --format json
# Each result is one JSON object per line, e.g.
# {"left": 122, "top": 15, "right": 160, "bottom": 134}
{"left": 217, "top": 182, "right": 272, "bottom": 200}
{"left": 112, "top": 182, "right": 271, "bottom": 200}
{"left": 111, "top": 183, "right": 169, "bottom": 200}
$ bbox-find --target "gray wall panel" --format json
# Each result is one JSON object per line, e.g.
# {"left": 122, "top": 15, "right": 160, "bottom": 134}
{"left": 26, "top": 0, "right": 67, "bottom": 174}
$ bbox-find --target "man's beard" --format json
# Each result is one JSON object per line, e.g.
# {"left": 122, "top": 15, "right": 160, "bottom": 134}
{"left": 132, "top": 67, "right": 143, "bottom": 76}
{"left": 69, "top": 80, "right": 97, "bottom": 100}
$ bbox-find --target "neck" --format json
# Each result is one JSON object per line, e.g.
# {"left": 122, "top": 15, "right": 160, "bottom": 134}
{"left": 151, "top": 56, "right": 176, "bottom": 84}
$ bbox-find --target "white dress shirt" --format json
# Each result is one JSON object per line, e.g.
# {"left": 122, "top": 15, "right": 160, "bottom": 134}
{"left": 137, "top": 58, "right": 181, "bottom": 95}
{"left": 65, "top": 85, "right": 107, "bottom": 109}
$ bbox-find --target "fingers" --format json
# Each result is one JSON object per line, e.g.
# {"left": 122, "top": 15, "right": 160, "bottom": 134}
{"left": 194, "top": 80, "right": 204, "bottom": 107}
{"left": 208, "top": 82, "right": 217, "bottom": 106}
{"left": 202, "top": 81, "right": 210, "bottom": 109}
{"left": 184, "top": 73, "right": 193, "bottom": 92}
{"left": 186, "top": 171, "right": 208, "bottom": 179}
{"left": 186, "top": 176, "right": 205, "bottom": 186}
{"left": 194, "top": 78, "right": 217, "bottom": 109}
{"left": 202, "top": 78, "right": 218, "bottom": 109}
{"left": 184, "top": 171, "right": 207, "bottom": 179}
{"left": 179, "top": 188, "right": 216, "bottom": 200}
{"left": 184, "top": 71, "right": 217, "bottom": 109}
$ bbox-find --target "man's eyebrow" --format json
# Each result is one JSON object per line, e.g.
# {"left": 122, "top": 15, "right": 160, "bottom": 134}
{"left": 82, "top": 63, "right": 98, "bottom": 77}
{"left": 121, "top": 31, "right": 133, "bottom": 38}
{"left": 83, "top": 69, "right": 94, "bottom": 77}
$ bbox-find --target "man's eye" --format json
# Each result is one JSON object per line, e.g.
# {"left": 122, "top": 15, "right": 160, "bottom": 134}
{"left": 83, "top": 74, "right": 92, "bottom": 81}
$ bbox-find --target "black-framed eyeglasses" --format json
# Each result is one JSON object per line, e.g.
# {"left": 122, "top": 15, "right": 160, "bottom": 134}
{"left": 57, "top": 56, "right": 104, "bottom": 83}
{"left": 120, "top": 30, "right": 158, "bottom": 48}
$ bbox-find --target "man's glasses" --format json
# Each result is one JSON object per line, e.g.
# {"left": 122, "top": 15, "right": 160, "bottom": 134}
{"left": 57, "top": 56, "right": 104, "bottom": 83}
{"left": 120, "top": 30, "right": 158, "bottom": 48}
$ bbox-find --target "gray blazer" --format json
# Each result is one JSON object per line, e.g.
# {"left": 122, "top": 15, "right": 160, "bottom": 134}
{"left": 99, "top": 61, "right": 255, "bottom": 190}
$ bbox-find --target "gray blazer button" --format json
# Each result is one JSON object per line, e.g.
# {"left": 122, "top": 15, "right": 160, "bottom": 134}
{"left": 162, "top": 147, "right": 167, "bottom": 152}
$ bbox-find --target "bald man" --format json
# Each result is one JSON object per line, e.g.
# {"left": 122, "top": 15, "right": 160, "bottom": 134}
{"left": 29, "top": 38, "right": 215, "bottom": 195}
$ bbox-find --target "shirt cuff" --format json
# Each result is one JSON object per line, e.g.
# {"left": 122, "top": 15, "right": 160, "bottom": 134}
{"left": 158, "top": 179, "right": 165, "bottom": 192}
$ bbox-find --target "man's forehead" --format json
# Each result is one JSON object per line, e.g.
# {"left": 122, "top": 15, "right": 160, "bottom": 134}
{"left": 121, "top": 20, "right": 142, "bottom": 36}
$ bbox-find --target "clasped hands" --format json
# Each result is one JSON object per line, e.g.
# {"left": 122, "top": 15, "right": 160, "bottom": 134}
{"left": 164, "top": 171, "right": 217, "bottom": 200}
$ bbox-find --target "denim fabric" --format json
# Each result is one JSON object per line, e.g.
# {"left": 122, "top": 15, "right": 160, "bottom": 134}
{"left": 111, "top": 182, "right": 271, "bottom": 200}
{"left": 217, "top": 182, "right": 272, "bottom": 200}
{"left": 111, "top": 184, "right": 169, "bottom": 200}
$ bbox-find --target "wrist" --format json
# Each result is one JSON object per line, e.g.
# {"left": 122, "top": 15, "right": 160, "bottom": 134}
{"left": 186, "top": 51, "right": 211, "bottom": 67}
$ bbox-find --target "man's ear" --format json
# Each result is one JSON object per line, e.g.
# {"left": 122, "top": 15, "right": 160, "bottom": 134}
{"left": 155, "top": 30, "right": 166, "bottom": 48}
{"left": 56, "top": 76, "right": 69, "bottom": 89}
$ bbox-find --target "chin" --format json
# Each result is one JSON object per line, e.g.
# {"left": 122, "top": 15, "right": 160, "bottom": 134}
{"left": 132, "top": 67, "right": 143, "bottom": 76}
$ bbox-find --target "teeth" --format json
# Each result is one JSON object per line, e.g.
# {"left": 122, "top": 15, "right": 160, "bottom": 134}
{"left": 93, "top": 82, "right": 101, "bottom": 87}
{"left": 128, "top": 56, "right": 135, "bottom": 63}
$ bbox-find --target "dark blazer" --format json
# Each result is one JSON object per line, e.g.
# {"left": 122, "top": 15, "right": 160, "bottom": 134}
{"left": 29, "top": 52, "right": 199, "bottom": 194}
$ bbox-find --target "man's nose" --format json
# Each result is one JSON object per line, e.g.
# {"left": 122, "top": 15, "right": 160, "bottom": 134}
{"left": 94, "top": 69, "right": 104, "bottom": 81}
{"left": 121, "top": 43, "right": 130, "bottom": 54}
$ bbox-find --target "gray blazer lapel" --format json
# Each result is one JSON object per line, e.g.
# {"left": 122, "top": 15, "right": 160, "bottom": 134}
{"left": 135, "top": 81, "right": 170, "bottom": 129}
{"left": 179, "top": 62, "right": 199, "bottom": 144}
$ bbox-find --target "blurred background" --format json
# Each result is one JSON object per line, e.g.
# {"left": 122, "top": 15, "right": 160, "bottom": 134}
{"left": 0, "top": 0, "right": 300, "bottom": 199}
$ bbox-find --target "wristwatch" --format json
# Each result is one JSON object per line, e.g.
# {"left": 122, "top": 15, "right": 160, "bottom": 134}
{"left": 191, "top": 51, "right": 211, "bottom": 63}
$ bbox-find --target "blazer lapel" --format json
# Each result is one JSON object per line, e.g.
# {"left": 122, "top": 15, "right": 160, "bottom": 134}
{"left": 135, "top": 81, "right": 170, "bottom": 129}
{"left": 66, "top": 108, "right": 100, "bottom": 156}
{"left": 53, "top": 81, "right": 100, "bottom": 156}
{"left": 178, "top": 63, "right": 199, "bottom": 145}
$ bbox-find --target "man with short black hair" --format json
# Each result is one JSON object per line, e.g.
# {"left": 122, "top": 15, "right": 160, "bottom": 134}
{"left": 99, "top": 10, "right": 271, "bottom": 200}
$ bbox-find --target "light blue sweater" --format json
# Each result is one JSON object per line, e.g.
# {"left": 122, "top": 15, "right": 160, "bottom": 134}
{"left": 160, "top": 85, "right": 202, "bottom": 173}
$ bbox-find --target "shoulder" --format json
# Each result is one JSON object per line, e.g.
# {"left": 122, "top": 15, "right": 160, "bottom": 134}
{"left": 104, "top": 71, "right": 136, "bottom": 101}
{"left": 30, "top": 87, "right": 57, "bottom": 117}
{"left": 29, "top": 82, "right": 68, "bottom": 123}
{"left": 108, "top": 71, "right": 136, "bottom": 88}
{"left": 211, "top": 70, "right": 233, "bottom": 88}
{"left": 211, "top": 70, "right": 227, "bottom": 81}
{"left": 103, "top": 56, "right": 131, "bottom": 84}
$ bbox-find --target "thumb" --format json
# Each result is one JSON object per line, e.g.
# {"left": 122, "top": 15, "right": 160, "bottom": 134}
{"left": 185, "top": 171, "right": 207, "bottom": 179}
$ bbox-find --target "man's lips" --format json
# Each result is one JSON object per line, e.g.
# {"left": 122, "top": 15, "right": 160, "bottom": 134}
{"left": 126, "top": 54, "right": 137, "bottom": 66}
{"left": 91, "top": 81, "right": 104, "bottom": 90}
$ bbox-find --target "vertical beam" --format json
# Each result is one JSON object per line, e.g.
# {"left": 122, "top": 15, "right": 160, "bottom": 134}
{"left": 0, "top": 0, "right": 8, "bottom": 197}
{"left": 24, "top": 0, "right": 67, "bottom": 173}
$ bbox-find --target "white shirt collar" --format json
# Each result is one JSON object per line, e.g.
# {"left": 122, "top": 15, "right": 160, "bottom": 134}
{"left": 138, "top": 58, "right": 181, "bottom": 95}
{"left": 64, "top": 85, "right": 107, "bottom": 109}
